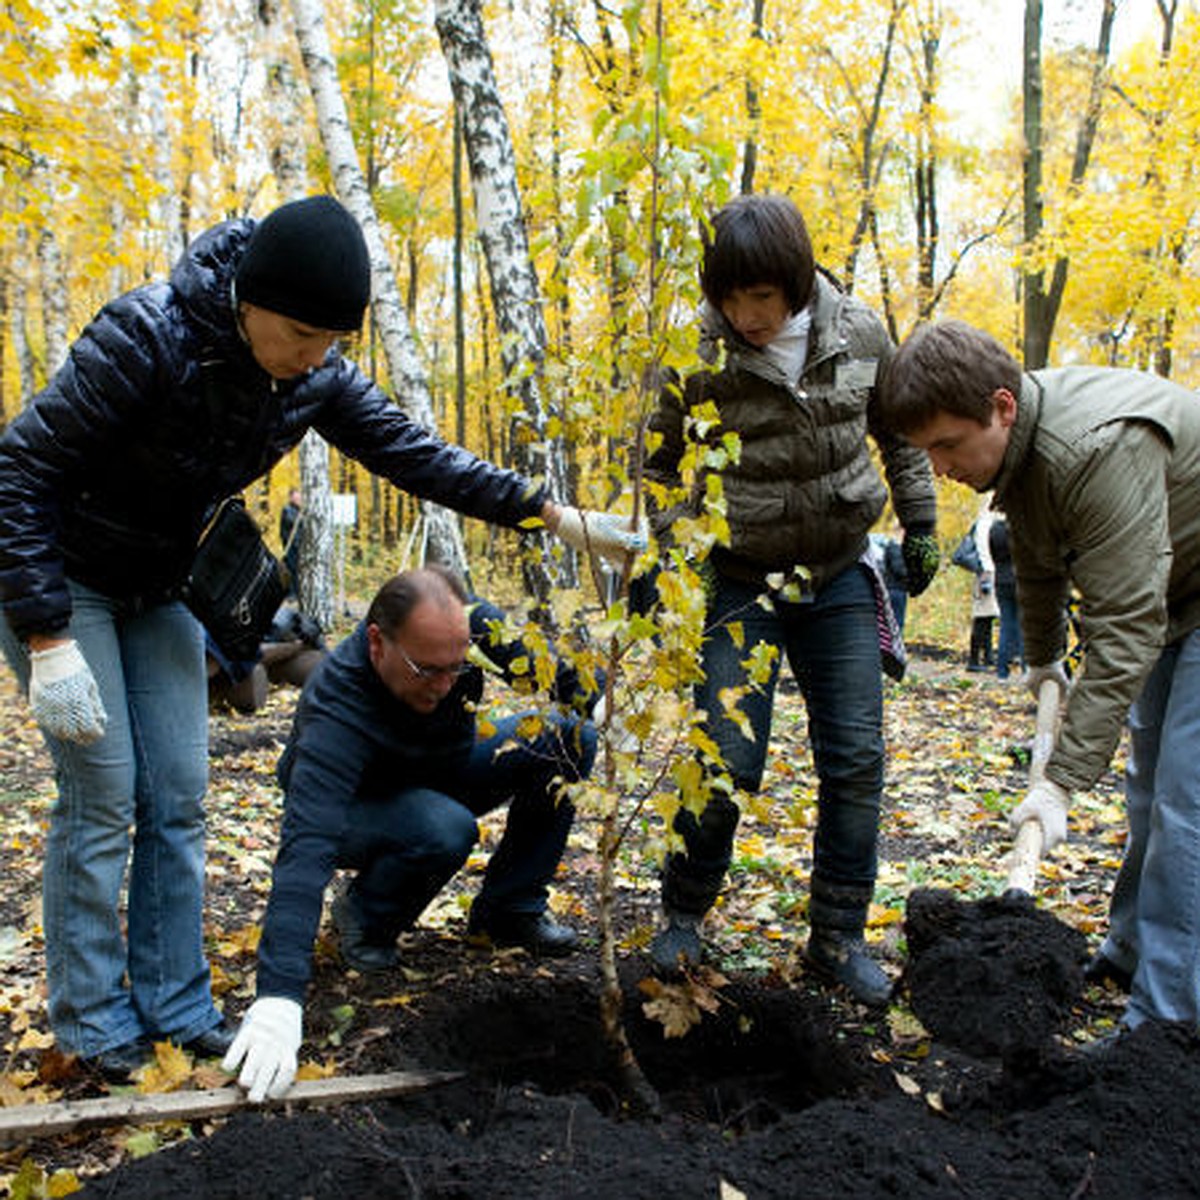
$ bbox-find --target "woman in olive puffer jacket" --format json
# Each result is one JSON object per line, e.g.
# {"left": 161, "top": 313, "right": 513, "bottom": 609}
{"left": 642, "top": 194, "right": 938, "bottom": 1006}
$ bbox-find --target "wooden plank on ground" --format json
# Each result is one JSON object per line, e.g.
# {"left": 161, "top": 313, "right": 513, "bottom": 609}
{"left": 0, "top": 1069, "right": 463, "bottom": 1144}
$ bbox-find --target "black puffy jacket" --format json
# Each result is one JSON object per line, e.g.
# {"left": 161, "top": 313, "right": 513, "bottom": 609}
{"left": 0, "top": 218, "right": 546, "bottom": 639}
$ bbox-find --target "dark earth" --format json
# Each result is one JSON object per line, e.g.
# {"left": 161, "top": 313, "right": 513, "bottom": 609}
{"left": 76, "top": 871, "right": 1199, "bottom": 1197}
{"left": 75, "top": 944, "right": 1200, "bottom": 1200}
{"left": 4, "top": 647, "right": 1199, "bottom": 1198}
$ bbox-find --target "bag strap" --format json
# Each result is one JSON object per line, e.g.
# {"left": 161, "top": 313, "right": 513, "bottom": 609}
{"left": 281, "top": 502, "right": 303, "bottom": 557}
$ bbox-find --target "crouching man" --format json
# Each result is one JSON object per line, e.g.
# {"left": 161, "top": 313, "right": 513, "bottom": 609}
{"left": 223, "top": 565, "right": 597, "bottom": 1100}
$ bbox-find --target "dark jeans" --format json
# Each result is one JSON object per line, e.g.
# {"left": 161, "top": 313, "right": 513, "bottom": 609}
{"left": 969, "top": 616, "right": 994, "bottom": 667}
{"left": 996, "top": 582, "right": 1024, "bottom": 679}
{"left": 338, "top": 712, "right": 596, "bottom": 939}
{"left": 664, "top": 565, "right": 885, "bottom": 916}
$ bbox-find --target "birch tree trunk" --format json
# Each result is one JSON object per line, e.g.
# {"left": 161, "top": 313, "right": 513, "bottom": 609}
{"left": 300, "top": 432, "right": 337, "bottom": 629}
{"left": 37, "top": 226, "right": 69, "bottom": 377}
{"left": 257, "top": 0, "right": 336, "bottom": 629}
{"left": 290, "top": 0, "right": 467, "bottom": 578}
{"left": 148, "top": 74, "right": 185, "bottom": 269}
{"left": 10, "top": 224, "right": 35, "bottom": 406}
{"left": 434, "top": 0, "right": 571, "bottom": 600}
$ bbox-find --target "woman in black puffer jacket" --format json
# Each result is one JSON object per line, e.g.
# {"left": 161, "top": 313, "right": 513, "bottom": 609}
{"left": 0, "top": 196, "right": 635, "bottom": 1080}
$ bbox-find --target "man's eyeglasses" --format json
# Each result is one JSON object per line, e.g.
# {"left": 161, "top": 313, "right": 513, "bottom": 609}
{"left": 395, "top": 641, "right": 472, "bottom": 681}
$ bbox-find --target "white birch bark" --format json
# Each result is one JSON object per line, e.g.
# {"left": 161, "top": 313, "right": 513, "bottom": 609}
{"left": 37, "top": 226, "right": 69, "bottom": 377}
{"left": 434, "top": 0, "right": 571, "bottom": 595}
{"left": 10, "top": 225, "right": 35, "bottom": 406}
{"left": 257, "top": 0, "right": 336, "bottom": 629}
{"left": 290, "top": 0, "right": 468, "bottom": 577}
{"left": 299, "top": 432, "right": 337, "bottom": 629}
{"left": 148, "top": 74, "right": 186, "bottom": 269}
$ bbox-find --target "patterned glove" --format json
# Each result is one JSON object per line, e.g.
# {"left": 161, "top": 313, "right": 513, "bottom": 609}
{"left": 222, "top": 996, "right": 303, "bottom": 1103}
{"left": 555, "top": 508, "right": 648, "bottom": 565}
{"left": 29, "top": 640, "right": 107, "bottom": 744}
{"left": 901, "top": 529, "right": 940, "bottom": 597}
{"left": 1009, "top": 778, "right": 1071, "bottom": 852}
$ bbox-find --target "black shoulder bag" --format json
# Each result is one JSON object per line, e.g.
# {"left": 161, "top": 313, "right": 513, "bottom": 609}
{"left": 186, "top": 498, "right": 288, "bottom": 663}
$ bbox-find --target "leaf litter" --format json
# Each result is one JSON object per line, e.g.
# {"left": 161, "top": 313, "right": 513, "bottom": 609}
{"left": 0, "top": 653, "right": 1196, "bottom": 1197}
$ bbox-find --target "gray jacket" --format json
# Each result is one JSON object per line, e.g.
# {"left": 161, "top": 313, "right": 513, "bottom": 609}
{"left": 996, "top": 367, "right": 1200, "bottom": 791}
{"left": 645, "top": 272, "right": 936, "bottom": 591}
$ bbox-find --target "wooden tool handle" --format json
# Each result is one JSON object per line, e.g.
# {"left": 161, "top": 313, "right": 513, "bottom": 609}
{"left": 1004, "top": 677, "right": 1062, "bottom": 895}
{"left": 0, "top": 1068, "right": 463, "bottom": 1145}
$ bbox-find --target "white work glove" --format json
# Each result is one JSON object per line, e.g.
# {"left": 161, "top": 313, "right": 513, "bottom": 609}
{"left": 29, "top": 640, "right": 107, "bottom": 744}
{"left": 222, "top": 996, "right": 303, "bottom": 1103}
{"left": 1009, "top": 778, "right": 1071, "bottom": 852}
{"left": 592, "top": 692, "right": 637, "bottom": 753}
{"left": 1024, "top": 660, "right": 1070, "bottom": 701}
{"left": 555, "top": 507, "right": 648, "bottom": 565}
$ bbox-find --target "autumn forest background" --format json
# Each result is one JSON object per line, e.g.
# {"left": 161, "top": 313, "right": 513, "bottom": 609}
{"left": 3, "top": 0, "right": 1198, "bottom": 632}
{"left": 0, "top": 2, "right": 1190, "bottom": 1189}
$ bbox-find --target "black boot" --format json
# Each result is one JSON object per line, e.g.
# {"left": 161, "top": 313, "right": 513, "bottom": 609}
{"left": 649, "top": 910, "right": 704, "bottom": 974}
{"left": 805, "top": 877, "right": 891, "bottom": 1007}
{"left": 331, "top": 886, "right": 399, "bottom": 972}
{"left": 467, "top": 907, "right": 579, "bottom": 957}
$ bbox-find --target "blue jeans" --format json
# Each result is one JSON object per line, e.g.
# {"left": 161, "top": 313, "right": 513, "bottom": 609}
{"left": 995, "top": 582, "right": 1024, "bottom": 679}
{"left": 663, "top": 565, "right": 885, "bottom": 917}
{"left": 0, "top": 583, "right": 220, "bottom": 1056}
{"left": 338, "top": 712, "right": 596, "bottom": 938}
{"left": 1101, "top": 630, "right": 1200, "bottom": 1029}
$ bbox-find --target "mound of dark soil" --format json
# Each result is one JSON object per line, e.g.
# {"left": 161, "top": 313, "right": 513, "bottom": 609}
{"left": 903, "top": 886, "right": 1089, "bottom": 1058}
{"left": 77, "top": 961, "right": 1200, "bottom": 1200}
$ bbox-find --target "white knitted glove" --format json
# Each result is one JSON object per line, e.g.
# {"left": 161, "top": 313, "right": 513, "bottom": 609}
{"left": 29, "top": 641, "right": 107, "bottom": 744}
{"left": 555, "top": 508, "right": 648, "bottom": 564}
{"left": 592, "top": 692, "right": 638, "bottom": 753}
{"left": 1024, "top": 660, "right": 1070, "bottom": 701}
{"left": 222, "top": 997, "right": 303, "bottom": 1103}
{"left": 1009, "top": 779, "right": 1071, "bottom": 852}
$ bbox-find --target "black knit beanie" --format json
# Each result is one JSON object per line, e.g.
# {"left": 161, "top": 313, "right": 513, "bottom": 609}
{"left": 235, "top": 195, "right": 371, "bottom": 332}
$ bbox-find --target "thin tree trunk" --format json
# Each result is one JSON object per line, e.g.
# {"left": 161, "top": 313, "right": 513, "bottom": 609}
{"left": 452, "top": 106, "right": 467, "bottom": 451}
{"left": 148, "top": 73, "right": 185, "bottom": 268}
{"left": 1022, "top": 0, "right": 1046, "bottom": 366}
{"left": 841, "top": 0, "right": 905, "bottom": 294}
{"left": 1042, "top": 1, "right": 1116, "bottom": 347}
{"left": 913, "top": 1, "right": 940, "bottom": 324}
{"left": 0, "top": 270, "right": 8, "bottom": 430}
{"left": 257, "top": 0, "right": 337, "bottom": 627}
{"left": 291, "top": 0, "right": 468, "bottom": 577}
{"left": 37, "top": 226, "right": 69, "bottom": 377}
{"left": 434, "top": 0, "right": 569, "bottom": 601}
{"left": 10, "top": 224, "right": 35, "bottom": 406}
{"left": 740, "top": 0, "right": 766, "bottom": 195}
{"left": 1023, "top": 0, "right": 1115, "bottom": 368}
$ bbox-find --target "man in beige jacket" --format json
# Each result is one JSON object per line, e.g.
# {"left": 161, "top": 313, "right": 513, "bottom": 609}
{"left": 879, "top": 318, "right": 1200, "bottom": 1037}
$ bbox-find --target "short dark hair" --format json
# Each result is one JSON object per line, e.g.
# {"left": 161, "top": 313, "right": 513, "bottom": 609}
{"left": 700, "top": 194, "right": 815, "bottom": 314}
{"left": 366, "top": 565, "right": 468, "bottom": 639}
{"left": 879, "top": 320, "right": 1023, "bottom": 435}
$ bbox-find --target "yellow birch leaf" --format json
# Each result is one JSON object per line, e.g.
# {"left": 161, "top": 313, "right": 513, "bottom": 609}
{"left": 296, "top": 1058, "right": 336, "bottom": 1081}
{"left": 17, "top": 1027, "right": 54, "bottom": 1052}
{"left": 47, "top": 1169, "right": 82, "bottom": 1197}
